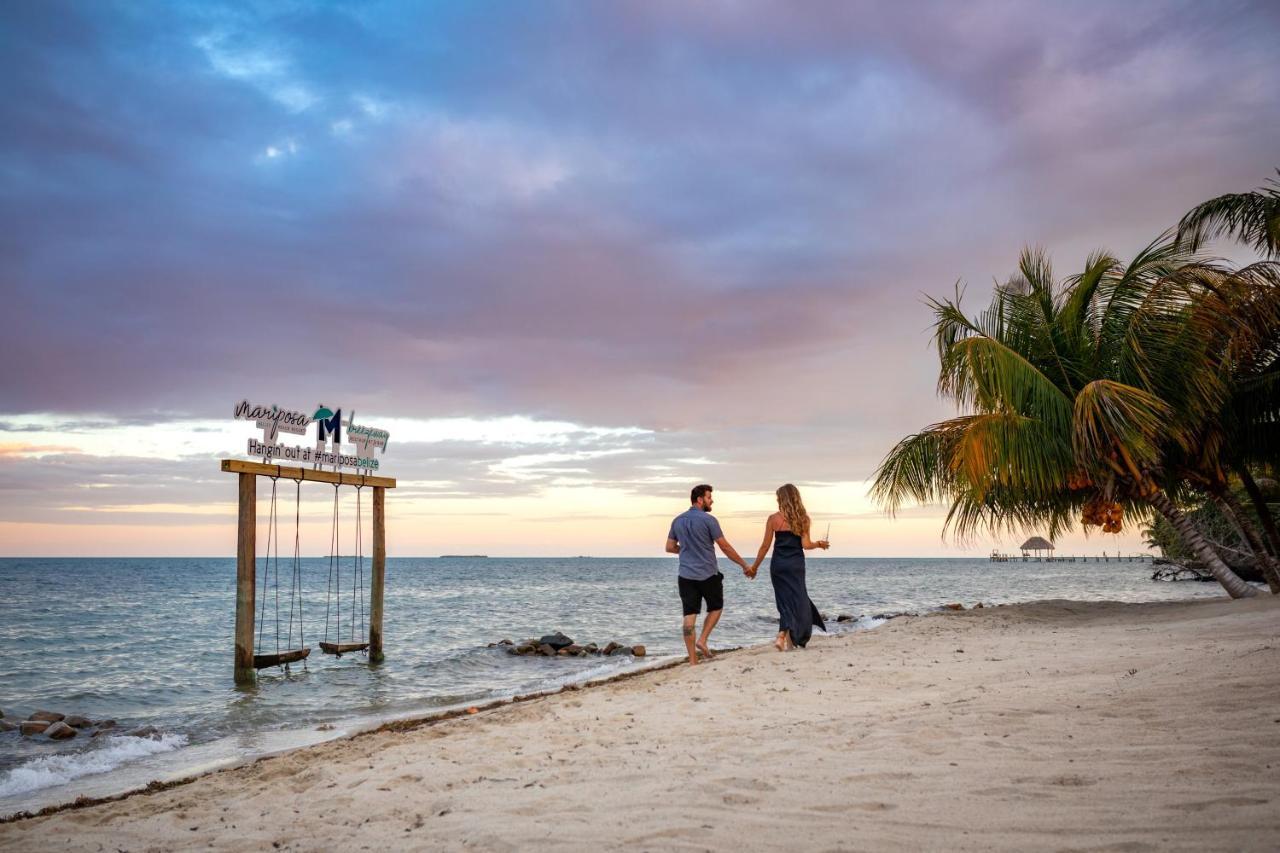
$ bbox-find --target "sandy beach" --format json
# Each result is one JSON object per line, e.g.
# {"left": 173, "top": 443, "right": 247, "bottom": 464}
{"left": 3, "top": 595, "right": 1277, "bottom": 852}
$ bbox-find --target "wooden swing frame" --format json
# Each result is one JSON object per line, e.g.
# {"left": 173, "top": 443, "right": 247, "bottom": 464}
{"left": 222, "top": 459, "right": 397, "bottom": 685}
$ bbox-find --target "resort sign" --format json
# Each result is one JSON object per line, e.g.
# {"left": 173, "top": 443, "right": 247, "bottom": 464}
{"left": 233, "top": 399, "right": 391, "bottom": 471}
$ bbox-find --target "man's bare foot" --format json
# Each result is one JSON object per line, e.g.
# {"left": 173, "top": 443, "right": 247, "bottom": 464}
{"left": 687, "top": 657, "right": 699, "bottom": 666}
{"left": 696, "top": 642, "right": 714, "bottom": 660}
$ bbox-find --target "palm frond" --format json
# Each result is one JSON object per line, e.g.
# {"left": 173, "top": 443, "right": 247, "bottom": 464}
{"left": 1072, "top": 379, "right": 1175, "bottom": 469}
{"left": 944, "top": 335, "right": 1072, "bottom": 422}
{"left": 1176, "top": 170, "right": 1280, "bottom": 258}
{"left": 953, "top": 411, "right": 1074, "bottom": 497}
{"left": 870, "top": 421, "right": 966, "bottom": 513}
{"left": 1062, "top": 250, "right": 1118, "bottom": 348}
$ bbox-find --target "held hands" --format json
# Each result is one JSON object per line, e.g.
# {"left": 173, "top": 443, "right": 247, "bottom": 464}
{"left": 817, "top": 540, "right": 830, "bottom": 550}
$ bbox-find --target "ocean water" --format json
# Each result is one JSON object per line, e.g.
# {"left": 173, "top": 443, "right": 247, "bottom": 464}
{"left": 0, "top": 555, "right": 1223, "bottom": 815}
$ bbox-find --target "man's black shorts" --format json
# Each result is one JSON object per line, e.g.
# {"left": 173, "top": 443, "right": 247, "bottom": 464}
{"left": 678, "top": 572, "right": 724, "bottom": 616}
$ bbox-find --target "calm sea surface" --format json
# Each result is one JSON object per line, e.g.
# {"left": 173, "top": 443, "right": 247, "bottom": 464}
{"left": 0, "top": 556, "right": 1224, "bottom": 814}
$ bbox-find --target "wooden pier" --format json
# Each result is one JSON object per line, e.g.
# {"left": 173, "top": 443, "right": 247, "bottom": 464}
{"left": 989, "top": 552, "right": 1153, "bottom": 564}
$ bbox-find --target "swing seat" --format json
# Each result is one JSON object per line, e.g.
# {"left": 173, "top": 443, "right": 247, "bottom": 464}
{"left": 319, "top": 641, "right": 369, "bottom": 657}
{"left": 254, "top": 647, "right": 311, "bottom": 669}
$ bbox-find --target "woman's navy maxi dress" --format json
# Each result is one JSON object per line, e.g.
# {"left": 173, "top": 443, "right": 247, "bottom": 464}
{"left": 769, "top": 530, "right": 826, "bottom": 647}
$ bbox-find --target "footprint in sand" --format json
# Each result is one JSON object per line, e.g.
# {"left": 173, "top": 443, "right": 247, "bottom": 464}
{"left": 809, "top": 801, "right": 898, "bottom": 813}
{"left": 1169, "top": 796, "right": 1268, "bottom": 811}
{"left": 1048, "top": 775, "right": 1097, "bottom": 787}
{"left": 714, "top": 776, "right": 777, "bottom": 792}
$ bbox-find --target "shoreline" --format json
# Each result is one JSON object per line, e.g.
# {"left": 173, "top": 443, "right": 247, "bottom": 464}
{"left": 0, "top": 614, "right": 888, "bottom": 817}
{"left": 3, "top": 595, "right": 1278, "bottom": 850}
{"left": 0, "top": 651, "right": 702, "bottom": 824}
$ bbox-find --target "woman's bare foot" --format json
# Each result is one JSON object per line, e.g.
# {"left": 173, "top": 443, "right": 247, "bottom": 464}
{"left": 774, "top": 632, "right": 787, "bottom": 652}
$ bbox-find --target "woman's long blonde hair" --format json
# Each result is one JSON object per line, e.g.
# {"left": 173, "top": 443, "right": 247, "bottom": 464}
{"left": 776, "top": 484, "right": 809, "bottom": 537}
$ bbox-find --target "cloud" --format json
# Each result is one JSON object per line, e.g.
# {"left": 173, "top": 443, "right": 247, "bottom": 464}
{"left": 1, "top": 0, "right": 1277, "bottom": 548}
{"left": 0, "top": 442, "right": 82, "bottom": 457}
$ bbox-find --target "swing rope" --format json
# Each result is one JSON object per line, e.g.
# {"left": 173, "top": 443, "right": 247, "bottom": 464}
{"left": 352, "top": 485, "right": 367, "bottom": 648}
{"left": 324, "top": 482, "right": 340, "bottom": 646}
{"left": 257, "top": 476, "right": 281, "bottom": 656}
{"left": 318, "top": 481, "right": 370, "bottom": 657}
{"left": 253, "top": 475, "right": 311, "bottom": 671}
{"left": 286, "top": 477, "right": 306, "bottom": 670}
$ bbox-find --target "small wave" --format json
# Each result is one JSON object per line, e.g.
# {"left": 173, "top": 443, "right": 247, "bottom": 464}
{"left": 0, "top": 733, "right": 188, "bottom": 798}
{"left": 822, "top": 614, "right": 888, "bottom": 634}
{"left": 507, "top": 653, "right": 648, "bottom": 697}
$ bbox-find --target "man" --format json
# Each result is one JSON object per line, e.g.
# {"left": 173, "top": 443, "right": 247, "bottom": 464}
{"left": 666, "top": 484, "right": 751, "bottom": 666}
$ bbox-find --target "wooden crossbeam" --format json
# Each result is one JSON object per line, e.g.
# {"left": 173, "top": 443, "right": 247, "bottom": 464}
{"left": 220, "top": 458, "right": 396, "bottom": 489}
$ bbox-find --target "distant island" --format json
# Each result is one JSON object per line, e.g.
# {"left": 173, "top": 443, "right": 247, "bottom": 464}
{"left": 439, "top": 555, "right": 488, "bottom": 558}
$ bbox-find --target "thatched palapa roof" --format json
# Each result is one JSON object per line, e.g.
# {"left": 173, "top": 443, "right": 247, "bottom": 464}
{"left": 1019, "top": 536, "right": 1054, "bottom": 551}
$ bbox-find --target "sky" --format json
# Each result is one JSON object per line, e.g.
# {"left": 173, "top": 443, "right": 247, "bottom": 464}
{"left": 2, "top": 0, "right": 1278, "bottom": 557}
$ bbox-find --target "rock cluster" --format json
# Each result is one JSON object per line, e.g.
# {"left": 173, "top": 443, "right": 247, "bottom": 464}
{"left": 0, "top": 708, "right": 129, "bottom": 741}
{"left": 489, "top": 633, "right": 646, "bottom": 658}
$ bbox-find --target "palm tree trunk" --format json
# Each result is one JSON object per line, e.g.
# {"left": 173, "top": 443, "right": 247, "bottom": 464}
{"left": 1149, "top": 491, "right": 1259, "bottom": 598}
{"left": 1211, "top": 491, "right": 1280, "bottom": 594}
{"left": 1236, "top": 464, "right": 1280, "bottom": 558}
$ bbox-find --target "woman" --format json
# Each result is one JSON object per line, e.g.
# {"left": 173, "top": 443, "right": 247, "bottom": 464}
{"left": 748, "top": 484, "right": 829, "bottom": 650}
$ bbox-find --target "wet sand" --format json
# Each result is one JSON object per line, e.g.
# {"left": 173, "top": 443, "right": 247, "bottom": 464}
{"left": 2, "top": 595, "right": 1278, "bottom": 852}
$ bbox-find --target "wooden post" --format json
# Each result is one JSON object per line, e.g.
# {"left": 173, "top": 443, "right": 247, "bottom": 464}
{"left": 369, "top": 485, "right": 386, "bottom": 664}
{"left": 235, "top": 472, "right": 257, "bottom": 685}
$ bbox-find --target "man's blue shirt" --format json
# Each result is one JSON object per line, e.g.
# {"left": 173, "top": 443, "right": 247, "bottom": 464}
{"left": 668, "top": 507, "right": 724, "bottom": 580}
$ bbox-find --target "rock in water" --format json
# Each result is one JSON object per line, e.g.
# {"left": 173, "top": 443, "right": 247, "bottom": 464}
{"left": 45, "top": 721, "right": 76, "bottom": 740}
{"left": 19, "top": 720, "right": 51, "bottom": 736}
{"left": 65, "top": 715, "right": 93, "bottom": 729}
{"left": 632, "top": 645, "right": 646, "bottom": 657}
{"left": 28, "top": 710, "right": 65, "bottom": 723}
{"left": 0, "top": 720, "right": 16, "bottom": 732}
{"left": 124, "top": 726, "right": 161, "bottom": 740}
{"left": 538, "top": 632, "right": 574, "bottom": 650}
{"left": 836, "top": 614, "right": 855, "bottom": 623}
{"left": 536, "top": 644, "right": 556, "bottom": 657}
{"left": 601, "top": 641, "right": 621, "bottom": 655}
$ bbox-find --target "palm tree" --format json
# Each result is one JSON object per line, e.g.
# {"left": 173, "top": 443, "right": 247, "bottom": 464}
{"left": 1176, "top": 169, "right": 1280, "bottom": 258}
{"left": 873, "top": 237, "right": 1260, "bottom": 598}
{"left": 1162, "top": 260, "right": 1280, "bottom": 591}
{"left": 1177, "top": 171, "right": 1280, "bottom": 559}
